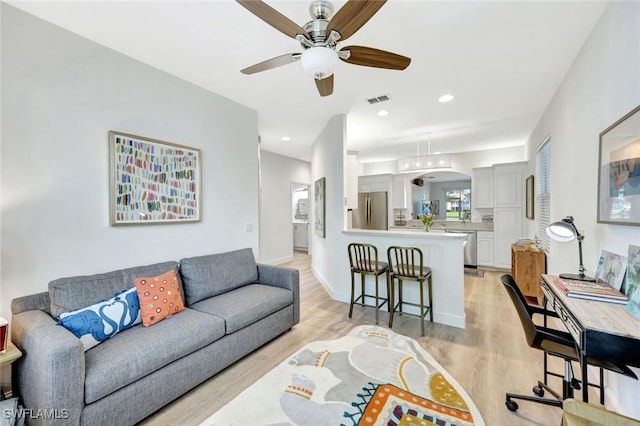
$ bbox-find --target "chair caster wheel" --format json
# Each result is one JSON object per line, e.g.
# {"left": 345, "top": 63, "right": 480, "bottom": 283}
{"left": 532, "top": 385, "right": 544, "bottom": 397}
{"left": 571, "top": 378, "right": 581, "bottom": 390}
{"left": 506, "top": 399, "right": 519, "bottom": 412}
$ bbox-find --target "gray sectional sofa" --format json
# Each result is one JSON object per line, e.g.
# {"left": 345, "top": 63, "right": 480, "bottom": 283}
{"left": 10, "top": 248, "right": 299, "bottom": 425}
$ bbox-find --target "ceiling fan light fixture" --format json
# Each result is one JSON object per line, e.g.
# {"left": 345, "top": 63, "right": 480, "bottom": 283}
{"left": 301, "top": 47, "right": 338, "bottom": 79}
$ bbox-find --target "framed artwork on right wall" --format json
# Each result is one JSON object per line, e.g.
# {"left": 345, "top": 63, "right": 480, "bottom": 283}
{"left": 597, "top": 104, "right": 640, "bottom": 225}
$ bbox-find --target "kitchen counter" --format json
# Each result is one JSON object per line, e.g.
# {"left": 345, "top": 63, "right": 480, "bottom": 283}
{"left": 391, "top": 220, "right": 493, "bottom": 232}
{"left": 347, "top": 228, "right": 466, "bottom": 239}
{"left": 343, "top": 228, "right": 466, "bottom": 329}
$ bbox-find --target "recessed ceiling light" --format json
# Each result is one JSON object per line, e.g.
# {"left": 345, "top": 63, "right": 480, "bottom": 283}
{"left": 377, "top": 110, "right": 389, "bottom": 117}
{"left": 438, "top": 94, "right": 454, "bottom": 103}
{"left": 281, "top": 136, "right": 291, "bottom": 141}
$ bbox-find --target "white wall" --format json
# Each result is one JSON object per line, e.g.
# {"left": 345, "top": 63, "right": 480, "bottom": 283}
{"left": 0, "top": 5, "right": 260, "bottom": 321}
{"left": 311, "top": 115, "right": 348, "bottom": 298}
{"left": 525, "top": 1, "right": 640, "bottom": 417}
{"left": 259, "top": 150, "right": 311, "bottom": 264}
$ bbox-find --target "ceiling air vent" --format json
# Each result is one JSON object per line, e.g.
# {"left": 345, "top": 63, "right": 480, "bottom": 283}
{"left": 367, "top": 94, "right": 391, "bottom": 104}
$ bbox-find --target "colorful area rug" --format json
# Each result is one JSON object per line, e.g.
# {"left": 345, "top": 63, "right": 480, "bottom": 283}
{"left": 202, "top": 325, "right": 484, "bottom": 426}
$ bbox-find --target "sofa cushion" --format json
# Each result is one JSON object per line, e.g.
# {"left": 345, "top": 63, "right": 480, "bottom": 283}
{"left": 49, "top": 261, "right": 179, "bottom": 318}
{"left": 179, "top": 248, "right": 258, "bottom": 305}
{"left": 84, "top": 307, "right": 225, "bottom": 404}
{"left": 189, "top": 284, "right": 292, "bottom": 334}
{"left": 58, "top": 287, "right": 141, "bottom": 351}
{"left": 135, "top": 270, "right": 185, "bottom": 327}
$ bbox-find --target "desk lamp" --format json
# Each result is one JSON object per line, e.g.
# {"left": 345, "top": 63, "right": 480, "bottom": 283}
{"left": 546, "top": 216, "right": 596, "bottom": 282}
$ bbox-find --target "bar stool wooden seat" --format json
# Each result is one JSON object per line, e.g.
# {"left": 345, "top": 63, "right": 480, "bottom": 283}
{"left": 347, "top": 243, "right": 390, "bottom": 325}
{"left": 387, "top": 245, "right": 433, "bottom": 336}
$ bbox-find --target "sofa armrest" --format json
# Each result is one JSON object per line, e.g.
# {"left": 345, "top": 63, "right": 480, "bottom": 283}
{"left": 11, "top": 310, "right": 84, "bottom": 425}
{"left": 257, "top": 264, "right": 300, "bottom": 325}
{"left": 11, "top": 292, "right": 51, "bottom": 316}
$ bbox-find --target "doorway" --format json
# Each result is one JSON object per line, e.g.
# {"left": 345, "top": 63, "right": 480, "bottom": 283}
{"left": 291, "top": 182, "right": 310, "bottom": 253}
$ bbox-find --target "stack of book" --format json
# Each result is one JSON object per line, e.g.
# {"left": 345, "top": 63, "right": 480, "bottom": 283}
{"left": 553, "top": 277, "right": 629, "bottom": 304}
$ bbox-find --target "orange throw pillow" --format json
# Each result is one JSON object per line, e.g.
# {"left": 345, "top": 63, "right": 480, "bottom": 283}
{"left": 134, "top": 270, "right": 185, "bottom": 327}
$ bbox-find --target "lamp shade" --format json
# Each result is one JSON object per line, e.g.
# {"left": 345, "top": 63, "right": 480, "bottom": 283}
{"left": 301, "top": 47, "right": 338, "bottom": 80}
{"left": 546, "top": 216, "right": 595, "bottom": 282}
{"left": 546, "top": 221, "right": 576, "bottom": 243}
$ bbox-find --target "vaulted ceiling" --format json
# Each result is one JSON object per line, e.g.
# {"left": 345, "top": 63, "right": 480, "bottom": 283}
{"left": 8, "top": 1, "right": 607, "bottom": 163}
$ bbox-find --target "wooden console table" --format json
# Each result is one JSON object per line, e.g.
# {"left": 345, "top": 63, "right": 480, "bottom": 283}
{"left": 511, "top": 245, "right": 546, "bottom": 305}
{"left": 0, "top": 341, "right": 22, "bottom": 400}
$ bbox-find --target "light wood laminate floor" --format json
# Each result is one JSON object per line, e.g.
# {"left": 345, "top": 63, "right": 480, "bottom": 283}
{"left": 140, "top": 251, "right": 600, "bottom": 425}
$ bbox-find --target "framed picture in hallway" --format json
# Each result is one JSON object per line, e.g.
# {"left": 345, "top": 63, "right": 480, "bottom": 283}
{"left": 314, "top": 177, "right": 326, "bottom": 238}
{"left": 109, "top": 131, "right": 201, "bottom": 225}
{"left": 525, "top": 175, "right": 534, "bottom": 219}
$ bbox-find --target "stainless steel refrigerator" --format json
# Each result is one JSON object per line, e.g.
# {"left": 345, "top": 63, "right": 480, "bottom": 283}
{"left": 352, "top": 192, "right": 388, "bottom": 230}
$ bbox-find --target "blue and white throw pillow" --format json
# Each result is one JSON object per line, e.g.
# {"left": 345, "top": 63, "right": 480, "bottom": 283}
{"left": 58, "top": 287, "right": 141, "bottom": 351}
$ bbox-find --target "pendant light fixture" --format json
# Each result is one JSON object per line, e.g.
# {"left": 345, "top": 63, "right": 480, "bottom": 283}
{"left": 397, "top": 133, "right": 452, "bottom": 172}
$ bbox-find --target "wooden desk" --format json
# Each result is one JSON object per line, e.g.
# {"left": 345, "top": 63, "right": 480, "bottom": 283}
{"left": 540, "top": 275, "right": 640, "bottom": 402}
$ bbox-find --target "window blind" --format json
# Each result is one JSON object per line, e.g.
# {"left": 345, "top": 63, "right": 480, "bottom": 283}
{"left": 535, "top": 137, "right": 551, "bottom": 253}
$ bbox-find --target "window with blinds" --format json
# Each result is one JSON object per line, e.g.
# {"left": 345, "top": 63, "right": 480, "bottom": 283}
{"left": 535, "top": 137, "right": 551, "bottom": 253}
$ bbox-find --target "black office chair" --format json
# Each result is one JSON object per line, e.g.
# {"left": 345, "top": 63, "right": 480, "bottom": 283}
{"left": 501, "top": 274, "right": 637, "bottom": 412}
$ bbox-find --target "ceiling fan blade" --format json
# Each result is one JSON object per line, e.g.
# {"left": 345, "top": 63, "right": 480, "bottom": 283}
{"left": 236, "top": 0, "right": 309, "bottom": 40}
{"left": 326, "top": 0, "right": 387, "bottom": 41}
{"left": 241, "top": 53, "right": 301, "bottom": 74}
{"left": 340, "top": 46, "right": 411, "bottom": 70}
{"left": 315, "top": 75, "right": 334, "bottom": 97}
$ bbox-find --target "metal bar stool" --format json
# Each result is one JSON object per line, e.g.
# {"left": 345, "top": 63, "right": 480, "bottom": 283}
{"left": 387, "top": 245, "right": 433, "bottom": 336}
{"left": 347, "top": 243, "right": 390, "bottom": 325}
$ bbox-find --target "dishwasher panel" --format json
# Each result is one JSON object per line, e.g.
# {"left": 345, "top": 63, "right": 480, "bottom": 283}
{"left": 446, "top": 230, "right": 477, "bottom": 267}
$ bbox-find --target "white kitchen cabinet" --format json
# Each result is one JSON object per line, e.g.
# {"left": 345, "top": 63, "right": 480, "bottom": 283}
{"left": 358, "top": 174, "right": 392, "bottom": 193}
{"left": 472, "top": 167, "right": 494, "bottom": 208}
{"left": 493, "top": 207, "right": 523, "bottom": 269}
{"left": 392, "top": 175, "right": 409, "bottom": 209}
{"left": 477, "top": 231, "right": 494, "bottom": 267}
{"left": 492, "top": 162, "right": 526, "bottom": 269}
{"left": 494, "top": 163, "right": 526, "bottom": 208}
{"left": 346, "top": 154, "right": 358, "bottom": 209}
{"left": 293, "top": 223, "right": 309, "bottom": 249}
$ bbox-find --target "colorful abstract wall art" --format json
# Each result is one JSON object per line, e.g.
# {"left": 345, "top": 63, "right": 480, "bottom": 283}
{"left": 109, "top": 131, "right": 201, "bottom": 225}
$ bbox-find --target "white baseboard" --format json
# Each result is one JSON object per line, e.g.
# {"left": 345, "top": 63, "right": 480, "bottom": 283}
{"left": 260, "top": 255, "right": 293, "bottom": 265}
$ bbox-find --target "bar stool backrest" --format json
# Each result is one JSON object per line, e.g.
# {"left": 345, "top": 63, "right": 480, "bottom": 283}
{"left": 348, "top": 243, "right": 381, "bottom": 272}
{"left": 387, "top": 246, "right": 425, "bottom": 279}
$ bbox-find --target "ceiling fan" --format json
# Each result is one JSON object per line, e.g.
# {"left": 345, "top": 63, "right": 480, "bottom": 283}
{"left": 236, "top": 0, "right": 411, "bottom": 97}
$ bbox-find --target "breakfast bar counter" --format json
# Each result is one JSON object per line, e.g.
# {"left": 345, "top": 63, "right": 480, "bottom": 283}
{"left": 343, "top": 229, "right": 467, "bottom": 328}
